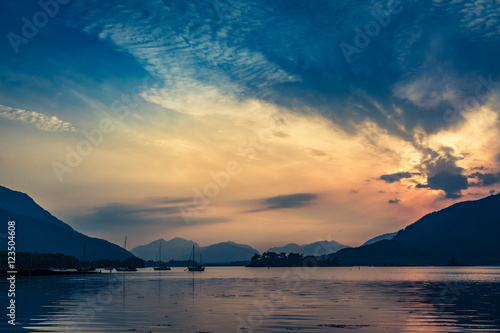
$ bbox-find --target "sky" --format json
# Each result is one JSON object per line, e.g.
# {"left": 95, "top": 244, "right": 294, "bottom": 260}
{"left": 1, "top": 0, "right": 499, "bottom": 252}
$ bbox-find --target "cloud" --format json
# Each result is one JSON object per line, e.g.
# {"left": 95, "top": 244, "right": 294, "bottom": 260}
{"left": 426, "top": 171, "right": 469, "bottom": 198}
{"left": 60, "top": 0, "right": 500, "bottom": 139}
{"left": 0, "top": 105, "right": 76, "bottom": 132}
{"left": 388, "top": 198, "right": 401, "bottom": 204}
{"left": 380, "top": 172, "right": 413, "bottom": 183}
{"left": 417, "top": 146, "right": 465, "bottom": 176}
{"left": 468, "top": 172, "right": 500, "bottom": 187}
{"left": 435, "top": 0, "right": 500, "bottom": 40}
{"left": 265, "top": 193, "right": 317, "bottom": 209}
{"left": 71, "top": 200, "right": 230, "bottom": 232}
{"left": 246, "top": 193, "right": 318, "bottom": 213}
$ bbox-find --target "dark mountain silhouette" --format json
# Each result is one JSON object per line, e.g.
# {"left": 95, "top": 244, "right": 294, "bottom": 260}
{"left": 130, "top": 237, "right": 199, "bottom": 261}
{"left": 360, "top": 232, "right": 398, "bottom": 247}
{"left": 0, "top": 185, "right": 75, "bottom": 232}
{"left": 333, "top": 194, "right": 500, "bottom": 266}
{"left": 267, "top": 240, "right": 349, "bottom": 256}
{"left": 0, "top": 186, "right": 133, "bottom": 261}
{"left": 131, "top": 238, "right": 260, "bottom": 263}
{"left": 267, "top": 243, "right": 301, "bottom": 254}
{"left": 199, "top": 241, "right": 259, "bottom": 263}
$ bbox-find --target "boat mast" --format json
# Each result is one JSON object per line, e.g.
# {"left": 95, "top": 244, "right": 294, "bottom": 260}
{"left": 123, "top": 236, "right": 127, "bottom": 268}
{"left": 192, "top": 245, "right": 195, "bottom": 269}
{"left": 159, "top": 241, "right": 162, "bottom": 263}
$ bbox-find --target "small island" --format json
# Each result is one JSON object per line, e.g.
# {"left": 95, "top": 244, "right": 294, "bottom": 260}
{"left": 247, "top": 251, "right": 341, "bottom": 267}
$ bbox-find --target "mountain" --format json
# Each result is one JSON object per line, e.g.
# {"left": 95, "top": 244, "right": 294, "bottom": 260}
{"left": 267, "top": 243, "right": 301, "bottom": 254}
{"left": 0, "top": 186, "right": 75, "bottom": 232}
{"left": 199, "top": 242, "right": 259, "bottom": 263}
{"left": 361, "top": 232, "right": 398, "bottom": 247}
{"left": 267, "top": 240, "right": 349, "bottom": 256}
{"left": 0, "top": 186, "right": 134, "bottom": 261}
{"left": 130, "top": 237, "right": 199, "bottom": 261}
{"left": 332, "top": 194, "right": 500, "bottom": 266}
{"left": 131, "top": 238, "right": 260, "bottom": 263}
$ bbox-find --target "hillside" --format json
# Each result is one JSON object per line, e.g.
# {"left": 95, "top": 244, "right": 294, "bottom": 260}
{"left": 0, "top": 186, "right": 134, "bottom": 261}
{"left": 131, "top": 238, "right": 260, "bottom": 263}
{"left": 333, "top": 194, "right": 500, "bottom": 266}
{"left": 267, "top": 240, "right": 349, "bottom": 256}
{"left": 0, "top": 185, "right": 75, "bottom": 232}
{"left": 360, "top": 232, "right": 398, "bottom": 247}
{"left": 130, "top": 237, "right": 199, "bottom": 261}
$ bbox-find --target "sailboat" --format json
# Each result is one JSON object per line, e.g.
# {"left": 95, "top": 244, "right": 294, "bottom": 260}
{"left": 78, "top": 245, "right": 96, "bottom": 272}
{"left": 116, "top": 236, "right": 137, "bottom": 272}
{"left": 153, "top": 241, "right": 171, "bottom": 271}
{"left": 187, "top": 245, "right": 205, "bottom": 272}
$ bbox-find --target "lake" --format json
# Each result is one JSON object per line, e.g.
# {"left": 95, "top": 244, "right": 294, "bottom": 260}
{"left": 2, "top": 266, "right": 500, "bottom": 332}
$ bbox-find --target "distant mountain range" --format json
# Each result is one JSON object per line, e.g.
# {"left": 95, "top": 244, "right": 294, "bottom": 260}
{"left": 360, "top": 232, "right": 397, "bottom": 247}
{"left": 332, "top": 193, "right": 500, "bottom": 266}
{"left": 0, "top": 186, "right": 133, "bottom": 261}
{"left": 4, "top": 184, "right": 497, "bottom": 267}
{"left": 130, "top": 238, "right": 260, "bottom": 263}
{"left": 267, "top": 240, "right": 349, "bottom": 256}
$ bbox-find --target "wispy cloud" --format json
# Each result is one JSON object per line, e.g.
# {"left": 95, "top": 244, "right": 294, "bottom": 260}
{"left": 70, "top": 199, "right": 230, "bottom": 232}
{"left": 0, "top": 105, "right": 76, "bottom": 132}
{"left": 246, "top": 193, "right": 318, "bottom": 213}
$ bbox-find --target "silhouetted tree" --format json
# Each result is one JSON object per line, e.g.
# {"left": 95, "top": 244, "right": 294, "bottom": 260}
{"left": 251, "top": 253, "right": 261, "bottom": 262}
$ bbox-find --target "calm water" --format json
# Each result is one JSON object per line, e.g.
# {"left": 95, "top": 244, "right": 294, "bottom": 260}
{"left": 2, "top": 266, "right": 500, "bottom": 332}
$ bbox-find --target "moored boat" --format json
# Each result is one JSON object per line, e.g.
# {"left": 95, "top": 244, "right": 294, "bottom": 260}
{"left": 187, "top": 245, "right": 205, "bottom": 272}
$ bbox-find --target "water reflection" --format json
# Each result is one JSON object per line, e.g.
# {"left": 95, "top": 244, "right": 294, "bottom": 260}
{"left": 1, "top": 267, "right": 499, "bottom": 332}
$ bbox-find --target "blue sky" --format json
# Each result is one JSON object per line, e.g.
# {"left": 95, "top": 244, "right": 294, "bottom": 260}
{"left": 1, "top": 0, "right": 499, "bottom": 250}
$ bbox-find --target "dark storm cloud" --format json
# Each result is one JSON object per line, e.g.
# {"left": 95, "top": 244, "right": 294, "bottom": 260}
{"left": 5, "top": 0, "right": 499, "bottom": 145}
{"left": 403, "top": 145, "right": 471, "bottom": 198}
{"left": 468, "top": 172, "right": 500, "bottom": 187}
{"left": 426, "top": 171, "right": 469, "bottom": 198}
{"left": 232, "top": 0, "right": 500, "bottom": 140}
{"left": 61, "top": 0, "right": 500, "bottom": 140}
{"left": 418, "top": 146, "right": 465, "bottom": 175}
{"left": 380, "top": 172, "right": 413, "bottom": 183}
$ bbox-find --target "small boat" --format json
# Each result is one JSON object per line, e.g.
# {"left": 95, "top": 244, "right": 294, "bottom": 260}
{"left": 187, "top": 245, "right": 205, "bottom": 272}
{"left": 154, "top": 242, "right": 171, "bottom": 271}
{"left": 154, "top": 264, "right": 171, "bottom": 271}
{"left": 116, "top": 266, "right": 137, "bottom": 272}
{"left": 77, "top": 266, "right": 96, "bottom": 272}
{"left": 50, "top": 267, "right": 68, "bottom": 272}
{"left": 77, "top": 245, "right": 96, "bottom": 272}
{"left": 50, "top": 268, "right": 78, "bottom": 273}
